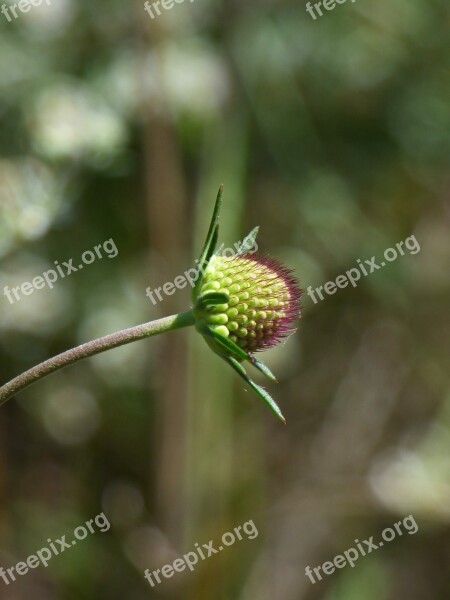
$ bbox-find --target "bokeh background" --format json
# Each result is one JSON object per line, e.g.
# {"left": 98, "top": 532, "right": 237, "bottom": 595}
{"left": 1, "top": 0, "right": 450, "bottom": 598}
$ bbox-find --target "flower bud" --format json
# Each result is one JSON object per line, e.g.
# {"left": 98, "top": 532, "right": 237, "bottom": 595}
{"left": 195, "top": 254, "right": 301, "bottom": 352}
{"left": 191, "top": 185, "right": 303, "bottom": 422}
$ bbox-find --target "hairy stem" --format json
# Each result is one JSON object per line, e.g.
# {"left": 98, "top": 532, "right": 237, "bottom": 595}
{"left": 0, "top": 310, "right": 195, "bottom": 406}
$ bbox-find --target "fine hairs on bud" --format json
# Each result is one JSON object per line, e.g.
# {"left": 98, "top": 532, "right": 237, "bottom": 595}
{"left": 196, "top": 254, "right": 301, "bottom": 352}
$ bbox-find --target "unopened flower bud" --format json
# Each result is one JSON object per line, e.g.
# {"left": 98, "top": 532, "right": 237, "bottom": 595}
{"left": 195, "top": 254, "right": 301, "bottom": 352}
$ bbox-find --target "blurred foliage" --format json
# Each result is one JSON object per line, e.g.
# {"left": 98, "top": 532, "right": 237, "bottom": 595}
{"left": 0, "top": 0, "right": 450, "bottom": 599}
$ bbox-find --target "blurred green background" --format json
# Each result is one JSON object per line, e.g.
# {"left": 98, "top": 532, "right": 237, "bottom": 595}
{"left": 1, "top": 0, "right": 450, "bottom": 598}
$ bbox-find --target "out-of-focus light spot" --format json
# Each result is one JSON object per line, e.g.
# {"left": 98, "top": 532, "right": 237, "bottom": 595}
{"left": 78, "top": 308, "right": 147, "bottom": 384}
{"left": 94, "top": 41, "right": 230, "bottom": 122}
{"left": 27, "top": 81, "right": 127, "bottom": 163}
{"left": 124, "top": 525, "right": 176, "bottom": 572}
{"left": 92, "top": 51, "right": 141, "bottom": 118}
{"left": 0, "top": 255, "right": 72, "bottom": 335}
{"left": 77, "top": 279, "right": 149, "bottom": 385}
{"left": 0, "top": 159, "right": 64, "bottom": 256}
{"left": 157, "top": 40, "right": 230, "bottom": 117}
{"left": 20, "top": 0, "right": 74, "bottom": 37}
{"left": 102, "top": 481, "right": 145, "bottom": 529}
{"left": 370, "top": 449, "right": 450, "bottom": 520}
{"left": 42, "top": 386, "right": 100, "bottom": 446}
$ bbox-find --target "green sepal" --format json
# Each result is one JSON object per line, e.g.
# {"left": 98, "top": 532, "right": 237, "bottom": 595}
{"left": 192, "top": 186, "right": 223, "bottom": 302}
{"left": 225, "top": 357, "right": 286, "bottom": 424}
{"left": 204, "top": 327, "right": 249, "bottom": 362}
{"left": 195, "top": 291, "right": 230, "bottom": 310}
{"left": 237, "top": 226, "right": 259, "bottom": 255}
{"left": 205, "top": 224, "right": 219, "bottom": 265}
{"left": 248, "top": 354, "right": 277, "bottom": 382}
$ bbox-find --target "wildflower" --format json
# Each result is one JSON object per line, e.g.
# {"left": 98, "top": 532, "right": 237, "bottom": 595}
{"left": 0, "top": 186, "right": 302, "bottom": 421}
{"left": 193, "top": 186, "right": 302, "bottom": 423}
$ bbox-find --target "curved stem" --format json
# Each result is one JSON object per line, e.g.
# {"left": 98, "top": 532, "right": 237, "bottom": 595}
{"left": 0, "top": 310, "right": 195, "bottom": 406}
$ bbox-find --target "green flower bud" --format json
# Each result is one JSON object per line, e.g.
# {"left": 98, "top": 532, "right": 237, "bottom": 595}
{"left": 194, "top": 254, "right": 301, "bottom": 352}
{"left": 191, "top": 185, "right": 303, "bottom": 423}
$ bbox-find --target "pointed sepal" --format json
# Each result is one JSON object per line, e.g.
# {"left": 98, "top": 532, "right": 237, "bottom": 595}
{"left": 192, "top": 185, "right": 223, "bottom": 302}
{"left": 248, "top": 354, "right": 277, "bottom": 382}
{"left": 195, "top": 291, "right": 230, "bottom": 310}
{"left": 225, "top": 356, "right": 286, "bottom": 423}
{"left": 206, "top": 327, "right": 249, "bottom": 362}
{"left": 237, "top": 226, "right": 259, "bottom": 255}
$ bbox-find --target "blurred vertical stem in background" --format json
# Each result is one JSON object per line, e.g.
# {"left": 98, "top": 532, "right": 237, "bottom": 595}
{"left": 135, "top": 13, "right": 189, "bottom": 553}
{"left": 185, "top": 112, "right": 264, "bottom": 598}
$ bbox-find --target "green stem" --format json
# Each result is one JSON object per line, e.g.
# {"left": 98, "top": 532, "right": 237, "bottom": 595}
{"left": 0, "top": 310, "right": 195, "bottom": 406}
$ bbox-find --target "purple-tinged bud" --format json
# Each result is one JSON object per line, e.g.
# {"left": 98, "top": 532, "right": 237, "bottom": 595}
{"left": 195, "top": 254, "right": 302, "bottom": 352}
